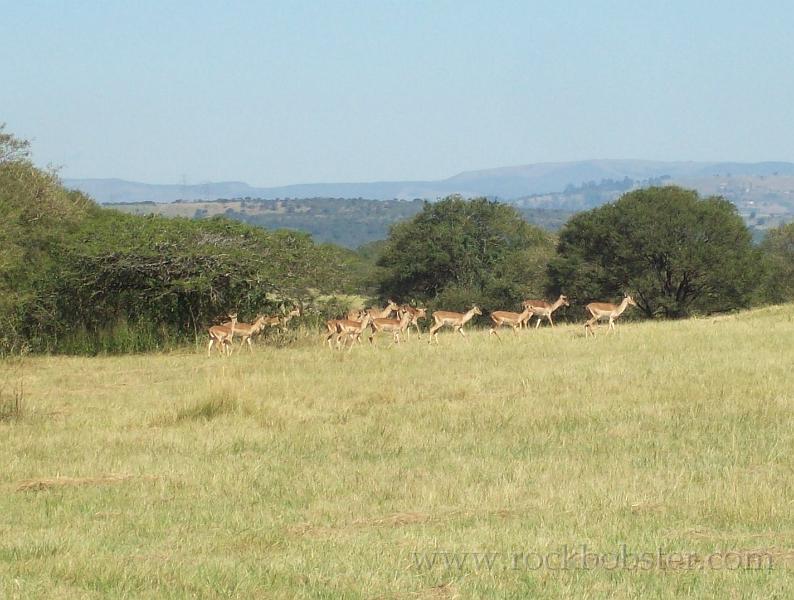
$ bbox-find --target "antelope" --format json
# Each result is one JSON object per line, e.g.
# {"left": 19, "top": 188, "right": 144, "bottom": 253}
{"left": 334, "top": 313, "right": 373, "bottom": 350}
{"left": 324, "top": 317, "right": 353, "bottom": 348}
{"left": 489, "top": 305, "right": 533, "bottom": 339}
{"left": 280, "top": 307, "right": 301, "bottom": 328}
{"left": 220, "top": 314, "right": 269, "bottom": 353}
{"left": 428, "top": 306, "right": 482, "bottom": 344}
{"left": 584, "top": 294, "right": 638, "bottom": 337}
{"left": 365, "top": 300, "right": 399, "bottom": 320}
{"left": 522, "top": 294, "right": 570, "bottom": 328}
{"left": 325, "top": 309, "right": 364, "bottom": 349}
{"left": 263, "top": 306, "right": 302, "bottom": 330}
{"left": 346, "top": 308, "right": 366, "bottom": 321}
{"left": 368, "top": 310, "right": 413, "bottom": 346}
{"left": 399, "top": 304, "right": 427, "bottom": 339}
{"left": 323, "top": 306, "right": 376, "bottom": 348}
{"left": 207, "top": 313, "right": 237, "bottom": 357}
{"left": 325, "top": 318, "right": 341, "bottom": 348}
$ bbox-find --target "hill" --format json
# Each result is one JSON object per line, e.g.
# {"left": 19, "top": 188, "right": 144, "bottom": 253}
{"left": 107, "top": 197, "right": 574, "bottom": 249}
{"left": 64, "top": 159, "right": 794, "bottom": 203}
{"left": 108, "top": 179, "right": 793, "bottom": 249}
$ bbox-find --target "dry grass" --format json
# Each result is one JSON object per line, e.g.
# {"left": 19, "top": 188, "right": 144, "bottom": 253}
{"left": 1, "top": 305, "right": 794, "bottom": 598}
{"left": 152, "top": 387, "right": 252, "bottom": 426}
{"left": 0, "top": 380, "right": 24, "bottom": 422}
{"left": 15, "top": 474, "right": 160, "bottom": 493}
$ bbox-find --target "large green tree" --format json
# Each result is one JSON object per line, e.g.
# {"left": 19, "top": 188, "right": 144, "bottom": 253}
{"left": 548, "top": 186, "right": 760, "bottom": 317}
{"left": 759, "top": 222, "right": 794, "bottom": 303}
{"left": 375, "top": 195, "right": 555, "bottom": 312}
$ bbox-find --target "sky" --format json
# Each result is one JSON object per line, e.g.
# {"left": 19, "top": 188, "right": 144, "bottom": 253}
{"left": 3, "top": 1, "right": 794, "bottom": 186}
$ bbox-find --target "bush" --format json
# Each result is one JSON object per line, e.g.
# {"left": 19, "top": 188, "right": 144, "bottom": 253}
{"left": 758, "top": 222, "right": 794, "bottom": 303}
{"left": 548, "top": 187, "right": 761, "bottom": 317}
{"left": 0, "top": 127, "right": 363, "bottom": 354}
{"left": 374, "top": 196, "right": 555, "bottom": 311}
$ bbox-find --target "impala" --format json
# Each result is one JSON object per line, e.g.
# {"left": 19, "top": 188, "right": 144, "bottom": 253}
{"left": 334, "top": 313, "right": 373, "bottom": 350}
{"left": 207, "top": 313, "right": 237, "bottom": 357}
{"left": 522, "top": 294, "right": 570, "bottom": 328}
{"left": 324, "top": 317, "right": 349, "bottom": 348}
{"left": 346, "top": 308, "right": 366, "bottom": 321}
{"left": 263, "top": 306, "right": 302, "bottom": 330}
{"left": 399, "top": 304, "right": 427, "bottom": 339}
{"left": 489, "top": 305, "right": 533, "bottom": 339}
{"left": 584, "top": 294, "right": 638, "bottom": 337}
{"left": 262, "top": 315, "right": 282, "bottom": 329}
{"left": 325, "top": 309, "right": 364, "bottom": 349}
{"left": 221, "top": 314, "right": 269, "bottom": 354}
{"left": 324, "top": 307, "right": 374, "bottom": 348}
{"left": 428, "top": 306, "right": 482, "bottom": 343}
{"left": 282, "top": 306, "right": 301, "bottom": 325}
{"left": 368, "top": 310, "right": 413, "bottom": 346}
{"left": 365, "top": 299, "right": 399, "bottom": 320}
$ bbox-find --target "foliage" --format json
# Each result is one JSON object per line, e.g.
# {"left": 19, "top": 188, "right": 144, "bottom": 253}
{"left": 374, "top": 196, "right": 555, "bottom": 312}
{"left": 3, "top": 124, "right": 787, "bottom": 354}
{"left": 0, "top": 128, "right": 95, "bottom": 352}
{"left": 548, "top": 186, "right": 760, "bottom": 317}
{"left": 0, "top": 128, "right": 359, "bottom": 354}
{"left": 0, "top": 123, "right": 31, "bottom": 163}
{"left": 758, "top": 222, "right": 794, "bottom": 302}
{"left": 113, "top": 196, "right": 573, "bottom": 249}
{"left": 36, "top": 214, "right": 359, "bottom": 353}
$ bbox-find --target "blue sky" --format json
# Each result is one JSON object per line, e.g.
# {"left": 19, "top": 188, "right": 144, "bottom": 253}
{"left": 3, "top": 1, "right": 793, "bottom": 186}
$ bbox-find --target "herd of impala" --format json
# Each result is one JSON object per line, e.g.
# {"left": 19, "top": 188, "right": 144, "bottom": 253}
{"left": 207, "top": 294, "right": 638, "bottom": 356}
{"left": 207, "top": 308, "right": 301, "bottom": 356}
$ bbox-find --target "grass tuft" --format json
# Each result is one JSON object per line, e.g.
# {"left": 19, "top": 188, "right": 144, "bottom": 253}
{"left": 15, "top": 474, "right": 159, "bottom": 492}
{"left": 0, "top": 382, "right": 24, "bottom": 422}
{"left": 154, "top": 387, "right": 251, "bottom": 426}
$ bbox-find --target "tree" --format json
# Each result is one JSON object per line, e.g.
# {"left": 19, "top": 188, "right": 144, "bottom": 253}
{"left": 0, "top": 127, "right": 95, "bottom": 351}
{"left": 0, "top": 126, "right": 363, "bottom": 353}
{"left": 374, "top": 196, "right": 555, "bottom": 312}
{"left": 759, "top": 222, "right": 794, "bottom": 303}
{"left": 32, "top": 213, "right": 359, "bottom": 352}
{"left": 0, "top": 123, "right": 30, "bottom": 163}
{"left": 548, "top": 186, "right": 760, "bottom": 317}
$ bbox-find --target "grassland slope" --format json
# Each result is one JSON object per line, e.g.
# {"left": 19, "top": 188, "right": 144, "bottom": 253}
{"left": 1, "top": 305, "right": 793, "bottom": 598}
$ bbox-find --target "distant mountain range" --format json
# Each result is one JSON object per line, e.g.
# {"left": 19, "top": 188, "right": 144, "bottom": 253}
{"left": 64, "top": 159, "right": 794, "bottom": 204}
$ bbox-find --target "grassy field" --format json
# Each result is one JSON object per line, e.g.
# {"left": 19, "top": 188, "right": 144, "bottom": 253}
{"left": 1, "top": 305, "right": 794, "bottom": 598}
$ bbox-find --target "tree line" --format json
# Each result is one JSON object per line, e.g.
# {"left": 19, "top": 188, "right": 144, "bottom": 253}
{"left": 374, "top": 190, "right": 792, "bottom": 319}
{"left": 2, "top": 125, "right": 793, "bottom": 354}
{"left": 112, "top": 196, "right": 573, "bottom": 249}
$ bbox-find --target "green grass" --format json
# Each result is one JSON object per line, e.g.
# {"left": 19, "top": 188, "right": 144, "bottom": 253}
{"left": 1, "top": 305, "right": 794, "bottom": 598}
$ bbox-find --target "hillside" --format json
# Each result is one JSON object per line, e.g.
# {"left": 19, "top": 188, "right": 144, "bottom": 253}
{"left": 2, "top": 304, "right": 792, "bottom": 597}
{"left": 107, "top": 197, "right": 574, "bottom": 248}
{"left": 107, "top": 179, "right": 791, "bottom": 249}
{"left": 513, "top": 175, "right": 794, "bottom": 238}
{"left": 65, "top": 159, "right": 794, "bottom": 203}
